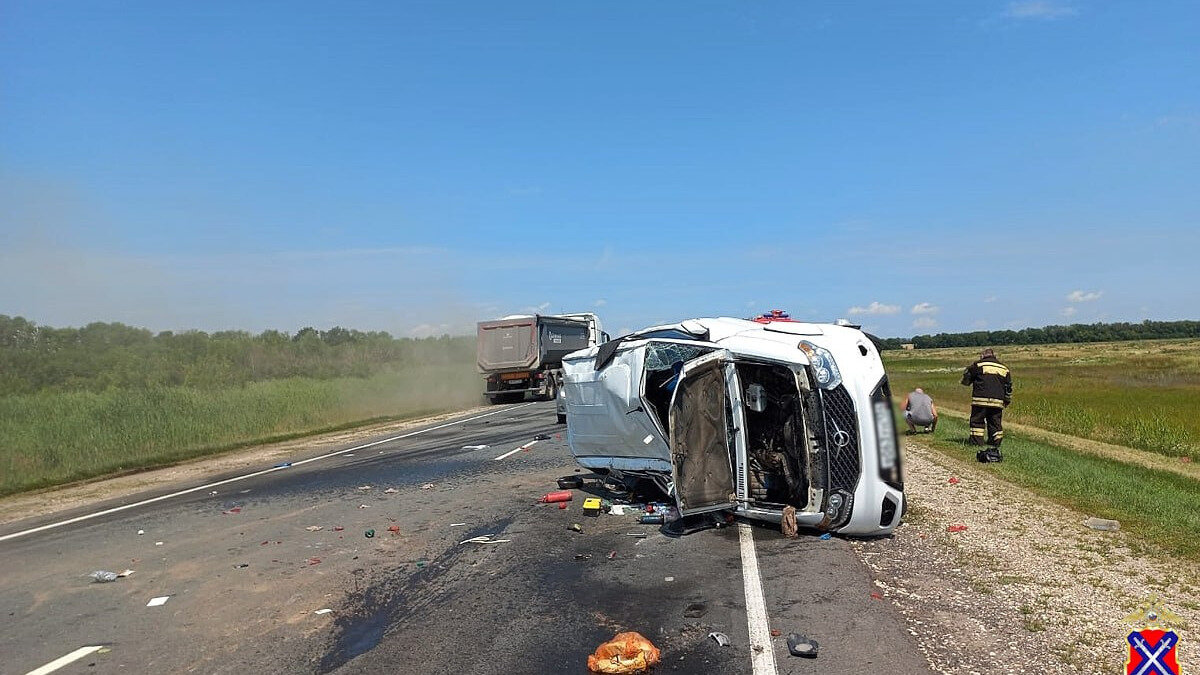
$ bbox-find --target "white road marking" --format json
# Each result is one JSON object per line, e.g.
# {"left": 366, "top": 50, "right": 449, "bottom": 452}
{"left": 24, "top": 645, "right": 105, "bottom": 675}
{"left": 493, "top": 440, "right": 538, "bottom": 461}
{"left": 738, "top": 523, "right": 778, "bottom": 675}
{"left": 0, "top": 403, "right": 537, "bottom": 544}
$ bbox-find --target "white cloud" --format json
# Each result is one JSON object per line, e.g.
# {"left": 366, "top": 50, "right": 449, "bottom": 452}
{"left": 847, "top": 301, "right": 900, "bottom": 316}
{"left": 593, "top": 298, "right": 607, "bottom": 307}
{"left": 529, "top": 302, "right": 552, "bottom": 313}
{"left": 1003, "top": 1, "right": 1077, "bottom": 20}
{"left": 912, "top": 317, "right": 938, "bottom": 330}
{"left": 1060, "top": 306, "right": 1078, "bottom": 318}
{"left": 1066, "top": 290, "right": 1103, "bottom": 303}
{"left": 910, "top": 302, "right": 939, "bottom": 315}
{"left": 983, "top": 296, "right": 998, "bottom": 303}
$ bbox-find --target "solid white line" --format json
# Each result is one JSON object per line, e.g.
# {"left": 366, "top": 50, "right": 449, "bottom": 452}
{"left": 25, "top": 645, "right": 105, "bottom": 675}
{"left": 738, "top": 523, "right": 778, "bottom": 675}
{"left": 0, "top": 403, "right": 537, "bottom": 544}
{"left": 493, "top": 440, "right": 538, "bottom": 461}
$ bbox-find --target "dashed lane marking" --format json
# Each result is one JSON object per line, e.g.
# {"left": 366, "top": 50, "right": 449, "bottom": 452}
{"left": 0, "top": 403, "right": 538, "bottom": 544}
{"left": 494, "top": 440, "right": 539, "bottom": 460}
{"left": 24, "top": 645, "right": 105, "bottom": 675}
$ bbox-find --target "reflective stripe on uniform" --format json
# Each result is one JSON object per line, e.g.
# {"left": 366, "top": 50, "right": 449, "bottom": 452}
{"left": 969, "top": 428, "right": 986, "bottom": 436}
{"left": 980, "top": 362, "right": 1009, "bottom": 377}
{"left": 972, "top": 397, "right": 1006, "bottom": 407}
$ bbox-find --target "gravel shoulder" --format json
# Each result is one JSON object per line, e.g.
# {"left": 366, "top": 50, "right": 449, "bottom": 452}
{"left": 853, "top": 438, "right": 1199, "bottom": 673}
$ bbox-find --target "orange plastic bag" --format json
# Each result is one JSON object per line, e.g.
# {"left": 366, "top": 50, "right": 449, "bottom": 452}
{"left": 587, "top": 631, "right": 661, "bottom": 673}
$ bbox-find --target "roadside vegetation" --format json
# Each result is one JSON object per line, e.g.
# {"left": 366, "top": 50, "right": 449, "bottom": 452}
{"left": 0, "top": 316, "right": 480, "bottom": 495}
{"left": 884, "top": 339, "right": 1200, "bottom": 459}
{"left": 876, "top": 318, "right": 1200, "bottom": 350}
{"left": 885, "top": 338, "right": 1200, "bottom": 559}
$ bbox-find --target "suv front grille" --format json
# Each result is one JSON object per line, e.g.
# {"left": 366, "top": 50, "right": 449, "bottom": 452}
{"left": 819, "top": 384, "right": 861, "bottom": 496}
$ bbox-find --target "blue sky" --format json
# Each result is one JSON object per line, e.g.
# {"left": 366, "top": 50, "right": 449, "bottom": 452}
{"left": 2, "top": 1, "right": 1196, "bottom": 338}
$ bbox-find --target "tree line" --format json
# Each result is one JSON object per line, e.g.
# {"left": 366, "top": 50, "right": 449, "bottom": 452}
{"left": 876, "top": 319, "right": 1200, "bottom": 350}
{"left": 0, "top": 315, "right": 475, "bottom": 395}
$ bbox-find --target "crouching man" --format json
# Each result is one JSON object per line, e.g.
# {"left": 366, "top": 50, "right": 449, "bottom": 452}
{"left": 902, "top": 388, "right": 938, "bottom": 434}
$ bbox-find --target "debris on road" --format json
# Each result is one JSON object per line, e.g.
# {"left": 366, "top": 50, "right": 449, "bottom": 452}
{"left": 305, "top": 526, "right": 323, "bottom": 532}
{"left": 683, "top": 603, "right": 707, "bottom": 618}
{"left": 541, "top": 490, "right": 573, "bottom": 503}
{"left": 557, "top": 475, "right": 584, "bottom": 489}
{"left": 946, "top": 524, "right": 968, "bottom": 533}
{"left": 332, "top": 526, "right": 344, "bottom": 532}
{"left": 222, "top": 507, "right": 242, "bottom": 514}
{"left": 155, "top": 541, "right": 164, "bottom": 546}
{"left": 625, "top": 532, "right": 647, "bottom": 538}
{"left": 387, "top": 525, "right": 401, "bottom": 535}
{"left": 664, "top": 576, "right": 674, "bottom": 582}
{"left": 575, "top": 554, "right": 592, "bottom": 561}
{"left": 708, "top": 632, "right": 731, "bottom": 647}
{"left": 233, "top": 563, "right": 249, "bottom": 569}
{"left": 462, "top": 444, "right": 489, "bottom": 450}
{"left": 273, "top": 462, "right": 292, "bottom": 468}
{"left": 89, "top": 569, "right": 134, "bottom": 583}
{"left": 606, "top": 550, "right": 617, "bottom": 560}
{"left": 533, "top": 433, "right": 552, "bottom": 441}
{"left": 137, "top": 529, "right": 145, "bottom": 536}
{"left": 608, "top": 505, "right": 631, "bottom": 516}
{"left": 948, "top": 476, "right": 961, "bottom": 485}
{"left": 384, "top": 488, "right": 398, "bottom": 494}
{"left": 770, "top": 629, "right": 782, "bottom": 637}
{"left": 781, "top": 505, "right": 798, "bottom": 538}
{"left": 786, "top": 633, "right": 819, "bottom": 658}
{"left": 314, "top": 608, "right": 333, "bottom": 615}
{"left": 1084, "top": 517, "right": 1121, "bottom": 531}
{"left": 819, "top": 533, "right": 832, "bottom": 540}
{"left": 420, "top": 483, "right": 435, "bottom": 490}
{"left": 568, "top": 523, "right": 583, "bottom": 533}
{"left": 307, "top": 557, "right": 321, "bottom": 566}
{"left": 583, "top": 497, "right": 603, "bottom": 515}
{"left": 146, "top": 596, "right": 170, "bottom": 607}
{"left": 358, "top": 504, "right": 370, "bottom": 509}
{"left": 364, "top": 529, "right": 375, "bottom": 538}
{"left": 558, "top": 502, "right": 568, "bottom": 510}
{"left": 449, "top": 523, "right": 466, "bottom": 527}
{"left": 638, "top": 514, "right": 664, "bottom": 525}
{"left": 460, "top": 535, "right": 510, "bottom": 545}
{"left": 587, "top": 631, "right": 661, "bottom": 674}
{"left": 357, "top": 485, "right": 372, "bottom": 491}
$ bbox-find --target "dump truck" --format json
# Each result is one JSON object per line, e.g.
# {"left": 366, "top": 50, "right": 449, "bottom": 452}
{"left": 477, "top": 313, "right": 606, "bottom": 404}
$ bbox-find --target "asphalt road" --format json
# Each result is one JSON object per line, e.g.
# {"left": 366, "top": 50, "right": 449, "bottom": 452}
{"left": 0, "top": 402, "right": 929, "bottom": 674}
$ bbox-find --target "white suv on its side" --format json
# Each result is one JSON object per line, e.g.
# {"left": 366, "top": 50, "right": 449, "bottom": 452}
{"left": 561, "top": 313, "right": 904, "bottom": 536}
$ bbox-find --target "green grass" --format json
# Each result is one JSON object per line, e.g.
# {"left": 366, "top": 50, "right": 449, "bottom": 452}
{"left": 885, "top": 339, "right": 1200, "bottom": 459}
{"left": 909, "top": 414, "right": 1200, "bottom": 559}
{"left": 0, "top": 364, "right": 481, "bottom": 496}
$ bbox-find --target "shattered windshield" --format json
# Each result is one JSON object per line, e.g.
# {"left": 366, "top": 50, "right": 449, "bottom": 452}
{"left": 645, "top": 343, "right": 714, "bottom": 371}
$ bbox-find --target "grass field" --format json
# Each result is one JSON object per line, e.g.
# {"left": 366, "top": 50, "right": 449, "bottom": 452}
{"left": 883, "top": 339, "right": 1200, "bottom": 459}
{"left": 0, "top": 364, "right": 481, "bottom": 496}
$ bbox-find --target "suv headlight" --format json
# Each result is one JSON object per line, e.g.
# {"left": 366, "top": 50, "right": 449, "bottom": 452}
{"left": 797, "top": 340, "right": 842, "bottom": 390}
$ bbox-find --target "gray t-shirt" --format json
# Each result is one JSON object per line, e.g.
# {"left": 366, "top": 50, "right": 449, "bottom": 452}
{"left": 906, "top": 391, "right": 935, "bottom": 424}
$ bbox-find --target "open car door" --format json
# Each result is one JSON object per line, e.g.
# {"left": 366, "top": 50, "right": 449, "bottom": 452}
{"left": 668, "top": 350, "right": 739, "bottom": 515}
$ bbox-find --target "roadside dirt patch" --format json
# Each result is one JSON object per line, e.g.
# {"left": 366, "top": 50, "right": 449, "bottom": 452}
{"left": 0, "top": 406, "right": 491, "bottom": 528}
{"left": 853, "top": 440, "right": 1199, "bottom": 674}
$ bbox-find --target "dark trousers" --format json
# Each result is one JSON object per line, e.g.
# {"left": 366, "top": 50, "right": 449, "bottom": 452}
{"left": 969, "top": 405, "right": 1004, "bottom": 446}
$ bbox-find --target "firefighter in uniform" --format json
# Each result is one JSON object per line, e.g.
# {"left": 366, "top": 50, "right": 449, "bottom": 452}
{"left": 961, "top": 347, "right": 1012, "bottom": 462}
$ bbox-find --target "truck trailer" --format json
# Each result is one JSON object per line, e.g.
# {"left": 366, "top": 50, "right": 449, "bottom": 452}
{"left": 476, "top": 313, "right": 606, "bottom": 404}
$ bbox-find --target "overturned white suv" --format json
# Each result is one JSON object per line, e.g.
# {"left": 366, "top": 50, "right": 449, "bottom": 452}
{"left": 561, "top": 312, "right": 904, "bottom": 536}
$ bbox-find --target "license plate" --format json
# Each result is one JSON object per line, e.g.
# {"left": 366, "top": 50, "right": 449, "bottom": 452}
{"left": 500, "top": 372, "right": 530, "bottom": 381}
